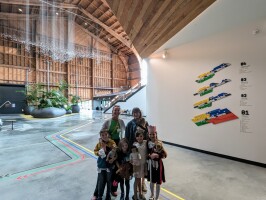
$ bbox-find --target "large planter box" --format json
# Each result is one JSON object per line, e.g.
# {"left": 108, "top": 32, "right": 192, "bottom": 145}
{"left": 31, "top": 107, "right": 66, "bottom": 118}
{"left": 24, "top": 105, "right": 35, "bottom": 115}
{"left": 71, "top": 105, "right": 80, "bottom": 113}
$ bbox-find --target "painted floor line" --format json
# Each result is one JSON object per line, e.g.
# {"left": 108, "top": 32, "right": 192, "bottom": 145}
{"left": 1, "top": 120, "right": 186, "bottom": 200}
{"left": 0, "top": 138, "right": 79, "bottom": 181}
{"left": 0, "top": 124, "right": 91, "bottom": 181}
{"left": 161, "top": 187, "right": 185, "bottom": 200}
{"left": 14, "top": 135, "right": 82, "bottom": 180}
{"left": 61, "top": 130, "right": 186, "bottom": 200}
{"left": 57, "top": 135, "right": 97, "bottom": 159}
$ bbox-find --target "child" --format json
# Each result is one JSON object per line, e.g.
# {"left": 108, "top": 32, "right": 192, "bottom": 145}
{"left": 146, "top": 126, "right": 167, "bottom": 200}
{"left": 130, "top": 145, "right": 141, "bottom": 177}
{"left": 116, "top": 138, "right": 133, "bottom": 200}
{"left": 132, "top": 130, "right": 148, "bottom": 200}
{"left": 92, "top": 129, "right": 116, "bottom": 200}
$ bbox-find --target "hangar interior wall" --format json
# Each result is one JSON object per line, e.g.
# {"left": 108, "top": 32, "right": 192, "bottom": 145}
{"left": 147, "top": 19, "right": 266, "bottom": 164}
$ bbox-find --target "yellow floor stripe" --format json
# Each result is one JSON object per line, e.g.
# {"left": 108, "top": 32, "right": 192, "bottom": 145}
{"left": 161, "top": 187, "right": 186, "bottom": 200}
{"left": 60, "top": 122, "right": 95, "bottom": 154}
{"left": 60, "top": 123, "right": 186, "bottom": 200}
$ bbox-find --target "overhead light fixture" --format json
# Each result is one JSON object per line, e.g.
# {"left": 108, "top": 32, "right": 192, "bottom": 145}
{"left": 84, "top": 22, "right": 88, "bottom": 26}
{"left": 162, "top": 49, "right": 167, "bottom": 59}
{"left": 56, "top": 12, "right": 59, "bottom": 16}
{"left": 18, "top": 8, "right": 23, "bottom": 12}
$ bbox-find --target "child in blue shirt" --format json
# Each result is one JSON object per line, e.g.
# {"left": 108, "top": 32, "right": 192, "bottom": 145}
{"left": 92, "top": 129, "right": 116, "bottom": 200}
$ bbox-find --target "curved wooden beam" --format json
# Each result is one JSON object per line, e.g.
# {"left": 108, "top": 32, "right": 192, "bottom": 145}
{"left": 0, "top": 0, "right": 77, "bottom": 9}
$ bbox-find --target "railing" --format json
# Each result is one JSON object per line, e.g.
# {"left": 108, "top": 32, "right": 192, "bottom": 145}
{"left": 0, "top": 101, "right": 15, "bottom": 128}
{"left": 0, "top": 101, "right": 15, "bottom": 109}
{"left": 103, "top": 82, "right": 145, "bottom": 113}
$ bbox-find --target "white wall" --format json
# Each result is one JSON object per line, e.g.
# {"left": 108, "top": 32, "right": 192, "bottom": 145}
{"left": 147, "top": 19, "right": 266, "bottom": 164}
{"left": 106, "top": 87, "right": 147, "bottom": 116}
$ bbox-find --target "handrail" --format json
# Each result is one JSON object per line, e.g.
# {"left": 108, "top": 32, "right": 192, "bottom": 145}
{"left": 0, "top": 101, "right": 15, "bottom": 109}
{"left": 103, "top": 82, "right": 145, "bottom": 112}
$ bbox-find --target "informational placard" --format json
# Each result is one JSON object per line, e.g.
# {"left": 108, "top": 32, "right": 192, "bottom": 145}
{"left": 192, "top": 63, "right": 239, "bottom": 126}
{"left": 239, "top": 62, "right": 252, "bottom": 133}
{"left": 240, "top": 112, "right": 252, "bottom": 133}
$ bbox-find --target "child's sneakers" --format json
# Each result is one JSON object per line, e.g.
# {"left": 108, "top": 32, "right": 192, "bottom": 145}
{"left": 149, "top": 196, "right": 154, "bottom": 200}
{"left": 91, "top": 196, "right": 97, "bottom": 200}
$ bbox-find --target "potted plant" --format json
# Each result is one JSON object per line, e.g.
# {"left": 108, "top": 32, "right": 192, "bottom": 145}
{"left": 17, "top": 84, "right": 42, "bottom": 115}
{"left": 65, "top": 103, "right": 72, "bottom": 114}
{"left": 70, "top": 94, "right": 81, "bottom": 113}
{"left": 31, "top": 89, "right": 68, "bottom": 118}
{"left": 31, "top": 81, "right": 69, "bottom": 118}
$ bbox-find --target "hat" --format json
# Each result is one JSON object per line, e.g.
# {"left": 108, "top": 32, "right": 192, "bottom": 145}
{"left": 148, "top": 125, "right": 156, "bottom": 132}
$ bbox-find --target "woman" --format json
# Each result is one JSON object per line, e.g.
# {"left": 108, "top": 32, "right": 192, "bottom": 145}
{"left": 125, "top": 107, "right": 149, "bottom": 193}
{"left": 125, "top": 107, "right": 149, "bottom": 149}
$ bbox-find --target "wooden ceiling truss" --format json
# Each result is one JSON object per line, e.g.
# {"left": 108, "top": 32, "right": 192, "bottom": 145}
{"left": 0, "top": 0, "right": 216, "bottom": 59}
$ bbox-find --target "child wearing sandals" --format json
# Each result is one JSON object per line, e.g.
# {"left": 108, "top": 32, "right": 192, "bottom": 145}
{"left": 132, "top": 130, "right": 147, "bottom": 200}
{"left": 146, "top": 126, "right": 167, "bottom": 200}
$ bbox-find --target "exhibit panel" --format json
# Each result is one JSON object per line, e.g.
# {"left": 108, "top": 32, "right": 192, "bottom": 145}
{"left": 147, "top": 19, "right": 266, "bottom": 164}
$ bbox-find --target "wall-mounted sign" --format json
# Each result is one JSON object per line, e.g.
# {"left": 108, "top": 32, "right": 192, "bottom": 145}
{"left": 195, "top": 63, "right": 231, "bottom": 83}
{"left": 193, "top": 92, "right": 231, "bottom": 109}
{"left": 239, "top": 62, "right": 253, "bottom": 133}
{"left": 194, "top": 79, "right": 231, "bottom": 96}
{"left": 192, "top": 108, "right": 238, "bottom": 126}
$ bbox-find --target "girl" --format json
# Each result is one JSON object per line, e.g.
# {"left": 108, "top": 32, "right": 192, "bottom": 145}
{"left": 116, "top": 139, "right": 132, "bottom": 200}
{"left": 132, "top": 130, "right": 148, "bottom": 200}
{"left": 146, "top": 126, "right": 167, "bottom": 200}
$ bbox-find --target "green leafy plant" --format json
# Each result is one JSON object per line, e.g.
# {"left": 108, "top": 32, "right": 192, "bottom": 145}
{"left": 38, "top": 89, "right": 68, "bottom": 109}
{"left": 70, "top": 94, "right": 81, "bottom": 105}
{"left": 17, "top": 83, "right": 43, "bottom": 106}
{"left": 65, "top": 103, "right": 72, "bottom": 111}
{"left": 37, "top": 81, "right": 69, "bottom": 109}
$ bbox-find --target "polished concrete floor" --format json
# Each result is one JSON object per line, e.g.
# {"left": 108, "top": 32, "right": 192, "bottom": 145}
{"left": 0, "top": 110, "right": 265, "bottom": 200}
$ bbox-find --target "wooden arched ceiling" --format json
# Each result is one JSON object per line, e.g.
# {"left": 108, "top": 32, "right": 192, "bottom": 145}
{"left": 0, "top": 0, "right": 215, "bottom": 59}
{"left": 106, "top": 0, "right": 216, "bottom": 58}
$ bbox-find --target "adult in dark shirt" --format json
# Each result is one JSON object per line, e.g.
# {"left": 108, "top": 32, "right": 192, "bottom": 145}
{"left": 125, "top": 107, "right": 148, "bottom": 149}
{"left": 125, "top": 107, "right": 149, "bottom": 193}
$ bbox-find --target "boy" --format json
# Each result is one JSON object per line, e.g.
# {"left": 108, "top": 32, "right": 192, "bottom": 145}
{"left": 92, "top": 129, "right": 116, "bottom": 200}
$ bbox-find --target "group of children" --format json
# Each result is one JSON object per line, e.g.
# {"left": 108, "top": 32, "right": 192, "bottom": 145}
{"left": 92, "top": 125, "right": 167, "bottom": 200}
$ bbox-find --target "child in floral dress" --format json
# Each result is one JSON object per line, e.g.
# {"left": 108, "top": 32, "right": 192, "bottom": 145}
{"left": 132, "top": 130, "right": 147, "bottom": 200}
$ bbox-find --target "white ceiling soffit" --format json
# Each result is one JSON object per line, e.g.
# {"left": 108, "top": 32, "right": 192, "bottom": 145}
{"left": 155, "top": 0, "right": 266, "bottom": 54}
